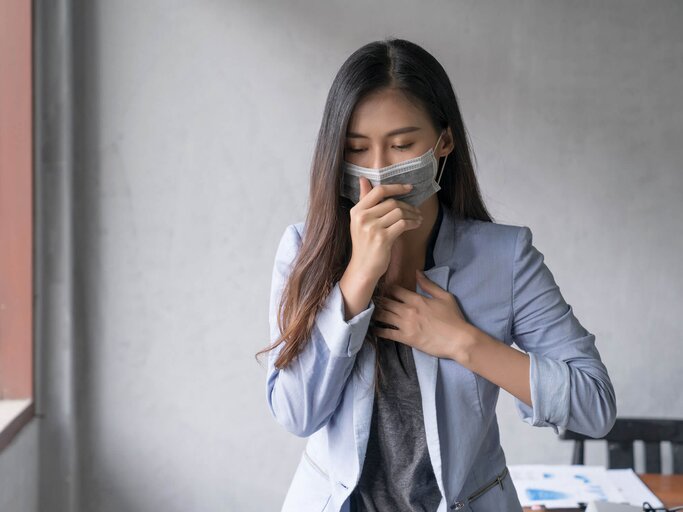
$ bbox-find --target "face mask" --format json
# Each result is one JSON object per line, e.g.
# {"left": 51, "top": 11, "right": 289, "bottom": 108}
{"left": 340, "top": 131, "right": 448, "bottom": 208}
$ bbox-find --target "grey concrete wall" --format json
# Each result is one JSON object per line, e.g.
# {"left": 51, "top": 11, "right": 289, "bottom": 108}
{"left": 3, "top": 1, "right": 679, "bottom": 511}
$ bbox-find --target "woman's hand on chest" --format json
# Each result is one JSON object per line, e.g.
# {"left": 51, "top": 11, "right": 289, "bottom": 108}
{"left": 371, "top": 268, "right": 477, "bottom": 362}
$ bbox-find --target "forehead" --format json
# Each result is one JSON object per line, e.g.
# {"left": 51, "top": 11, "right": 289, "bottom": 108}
{"left": 346, "top": 88, "right": 430, "bottom": 136}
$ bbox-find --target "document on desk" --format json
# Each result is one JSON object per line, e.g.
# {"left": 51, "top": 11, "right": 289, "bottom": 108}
{"left": 508, "top": 465, "right": 664, "bottom": 509}
{"left": 605, "top": 469, "right": 664, "bottom": 508}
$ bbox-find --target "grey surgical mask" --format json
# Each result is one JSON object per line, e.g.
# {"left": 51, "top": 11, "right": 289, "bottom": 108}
{"left": 340, "top": 131, "right": 448, "bottom": 207}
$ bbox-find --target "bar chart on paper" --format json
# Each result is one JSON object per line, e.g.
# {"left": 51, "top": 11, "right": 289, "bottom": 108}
{"left": 508, "top": 465, "right": 664, "bottom": 509}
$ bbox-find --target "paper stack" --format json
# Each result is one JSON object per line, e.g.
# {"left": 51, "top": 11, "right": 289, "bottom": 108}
{"left": 508, "top": 465, "right": 664, "bottom": 509}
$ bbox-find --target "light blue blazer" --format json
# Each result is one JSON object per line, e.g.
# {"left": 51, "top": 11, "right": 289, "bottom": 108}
{"left": 265, "top": 204, "right": 617, "bottom": 512}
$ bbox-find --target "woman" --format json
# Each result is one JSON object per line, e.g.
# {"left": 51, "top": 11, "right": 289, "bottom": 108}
{"left": 256, "top": 38, "right": 616, "bottom": 512}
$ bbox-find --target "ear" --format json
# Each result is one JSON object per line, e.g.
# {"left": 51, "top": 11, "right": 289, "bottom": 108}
{"left": 436, "top": 126, "right": 455, "bottom": 159}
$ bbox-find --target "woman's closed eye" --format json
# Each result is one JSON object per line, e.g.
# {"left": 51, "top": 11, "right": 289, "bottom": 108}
{"left": 345, "top": 143, "right": 414, "bottom": 153}
{"left": 394, "top": 143, "right": 413, "bottom": 151}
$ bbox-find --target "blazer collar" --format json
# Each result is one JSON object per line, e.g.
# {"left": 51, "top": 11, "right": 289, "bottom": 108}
{"left": 432, "top": 199, "right": 458, "bottom": 272}
{"left": 412, "top": 230, "right": 453, "bottom": 501}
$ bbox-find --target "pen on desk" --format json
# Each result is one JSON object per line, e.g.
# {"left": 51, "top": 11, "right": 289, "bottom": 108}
{"left": 529, "top": 507, "right": 588, "bottom": 512}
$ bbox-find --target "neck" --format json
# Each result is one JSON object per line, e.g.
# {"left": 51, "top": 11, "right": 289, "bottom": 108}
{"left": 402, "top": 195, "right": 439, "bottom": 245}
{"left": 391, "top": 195, "right": 440, "bottom": 265}
{"left": 385, "top": 195, "right": 440, "bottom": 287}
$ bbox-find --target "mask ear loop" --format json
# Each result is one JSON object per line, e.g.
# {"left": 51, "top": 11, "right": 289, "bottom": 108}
{"left": 434, "top": 131, "right": 448, "bottom": 185}
{"left": 436, "top": 153, "right": 448, "bottom": 185}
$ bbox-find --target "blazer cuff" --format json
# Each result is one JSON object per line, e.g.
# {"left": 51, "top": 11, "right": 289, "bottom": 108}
{"left": 316, "top": 281, "right": 375, "bottom": 358}
{"left": 515, "top": 352, "right": 571, "bottom": 434}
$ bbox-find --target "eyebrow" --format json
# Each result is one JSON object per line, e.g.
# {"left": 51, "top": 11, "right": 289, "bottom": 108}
{"left": 346, "top": 126, "right": 422, "bottom": 139}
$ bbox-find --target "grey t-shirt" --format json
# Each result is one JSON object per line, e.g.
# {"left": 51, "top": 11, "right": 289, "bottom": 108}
{"left": 350, "top": 200, "right": 444, "bottom": 512}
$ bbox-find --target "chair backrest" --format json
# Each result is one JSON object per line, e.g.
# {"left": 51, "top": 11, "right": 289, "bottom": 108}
{"left": 559, "top": 418, "right": 683, "bottom": 474}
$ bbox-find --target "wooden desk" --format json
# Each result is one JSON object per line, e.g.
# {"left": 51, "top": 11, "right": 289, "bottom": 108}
{"left": 522, "top": 474, "right": 683, "bottom": 511}
{"left": 640, "top": 474, "right": 683, "bottom": 508}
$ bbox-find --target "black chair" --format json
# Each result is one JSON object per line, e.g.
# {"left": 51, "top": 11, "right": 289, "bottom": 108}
{"left": 559, "top": 418, "right": 683, "bottom": 474}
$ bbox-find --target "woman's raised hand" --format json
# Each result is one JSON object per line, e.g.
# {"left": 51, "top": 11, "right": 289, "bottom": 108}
{"left": 347, "top": 176, "right": 423, "bottom": 284}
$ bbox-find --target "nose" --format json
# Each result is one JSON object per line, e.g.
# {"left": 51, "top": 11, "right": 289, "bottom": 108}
{"left": 370, "top": 148, "right": 391, "bottom": 170}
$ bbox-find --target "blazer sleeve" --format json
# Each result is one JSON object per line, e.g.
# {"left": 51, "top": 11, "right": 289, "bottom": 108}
{"left": 510, "top": 226, "right": 617, "bottom": 438}
{"left": 265, "top": 224, "right": 376, "bottom": 437}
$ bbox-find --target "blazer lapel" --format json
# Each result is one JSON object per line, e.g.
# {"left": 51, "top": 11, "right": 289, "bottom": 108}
{"left": 352, "top": 336, "right": 376, "bottom": 481}
{"left": 413, "top": 263, "right": 451, "bottom": 501}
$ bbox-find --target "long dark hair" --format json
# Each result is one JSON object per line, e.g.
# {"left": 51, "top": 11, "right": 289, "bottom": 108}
{"left": 255, "top": 38, "right": 493, "bottom": 395}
